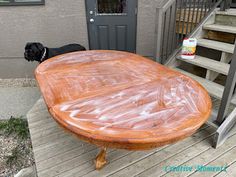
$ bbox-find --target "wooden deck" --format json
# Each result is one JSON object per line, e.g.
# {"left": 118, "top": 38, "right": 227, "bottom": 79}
{"left": 27, "top": 98, "right": 236, "bottom": 177}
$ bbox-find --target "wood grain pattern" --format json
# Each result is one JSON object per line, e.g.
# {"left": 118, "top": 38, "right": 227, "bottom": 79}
{"left": 204, "top": 31, "right": 235, "bottom": 44}
{"left": 95, "top": 148, "right": 107, "bottom": 170}
{"left": 35, "top": 50, "right": 212, "bottom": 151}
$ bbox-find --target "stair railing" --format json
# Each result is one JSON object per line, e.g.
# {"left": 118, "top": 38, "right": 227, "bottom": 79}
{"left": 155, "top": 0, "right": 228, "bottom": 64}
{"left": 155, "top": 0, "right": 236, "bottom": 148}
{"left": 220, "top": 0, "right": 232, "bottom": 10}
{"left": 214, "top": 43, "right": 236, "bottom": 147}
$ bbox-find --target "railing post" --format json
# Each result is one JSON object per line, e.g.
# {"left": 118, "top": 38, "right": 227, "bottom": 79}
{"left": 220, "top": 0, "right": 226, "bottom": 11}
{"left": 220, "top": 0, "right": 232, "bottom": 11}
{"left": 227, "top": 0, "right": 233, "bottom": 9}
{"left": 216, "top": 44, "right": 236, "bottom": 124}
{"left": 155, "top": 7, "right": 164, "bottom": 63}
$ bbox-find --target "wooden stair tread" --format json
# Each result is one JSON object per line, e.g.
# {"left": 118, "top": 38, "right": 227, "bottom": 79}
{"left": 216, "top": 9, "right": 236, "bottom": 16}
{"left": 173, "top": 68, "right": 236, "bottom": 105}
{"left": 173, "top": 68, "right": 224, "bottom": 99}
{"left": 231, "top": 95, "right": 236, "bottom": 105}
{"left": 176, "top": 55, "right": 230, "bottom": 75}
{"left": 203, "top": 24, "right": 236, "bottom": 34}
{"left": 197, "top": 39, "right": 234, "bottom": 54}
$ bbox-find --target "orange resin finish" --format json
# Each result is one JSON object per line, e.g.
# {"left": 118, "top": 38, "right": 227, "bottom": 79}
{"left": 35, "top": 50, "right": 212, "bottom": 151}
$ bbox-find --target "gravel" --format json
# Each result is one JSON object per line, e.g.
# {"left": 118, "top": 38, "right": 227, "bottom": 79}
{"left": 0, "top": 127, "right": 34, "bottom": 177}
{"left": 0, "top": 78, "right": 36, "bottom": 177}
{"left": 0, "top": 78, "right": 37, "bottom": 88}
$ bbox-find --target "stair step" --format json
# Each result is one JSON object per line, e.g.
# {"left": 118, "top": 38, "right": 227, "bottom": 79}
{"left": 176, "top": 55, "right": 230, "bottom": 75}
{"left": 215, "top": 10, "right": 236, "bottom": 27}
{"left": 173, "top": 68, "right": 236, "bottom": 105}
{"left": 173, "top": 68, "right": 224, "bottom": 99}
{"left": 231, "top": 94, "right": 236, "bottom": 104}
{"left": 197, "top": 39, "right": 234, "bottom": 54}
{"left": 203, "top": 24, "right": 236, "bottom": 34}
{"left": 216, "top": 9, "right": 236, "bottom": 16}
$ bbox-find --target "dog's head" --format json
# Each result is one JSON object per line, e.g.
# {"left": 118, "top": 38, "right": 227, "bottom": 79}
{"left": 24, "top": 42, "right": 45, "bottom": 62}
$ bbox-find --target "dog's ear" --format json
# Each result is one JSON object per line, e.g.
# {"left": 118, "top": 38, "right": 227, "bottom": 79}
{"left": 25, "top": 42, "right": 32, "bottom": 49}
{"left": 35, "top": 43, "right": 44, "bottom": 52}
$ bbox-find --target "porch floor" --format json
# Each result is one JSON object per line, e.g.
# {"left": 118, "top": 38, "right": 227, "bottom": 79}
{"left": 27, "top": 98, "right": 236, "bottom": 177}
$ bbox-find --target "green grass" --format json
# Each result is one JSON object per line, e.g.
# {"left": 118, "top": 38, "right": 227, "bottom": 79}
{"left": 0, "top": 116, "right": 30, "bottom": 139}
{"left": 0, "top": 117, "right": 32, "bottom": 169}
{"left": 6, "top": 145, "right": 24, "bottom": 168}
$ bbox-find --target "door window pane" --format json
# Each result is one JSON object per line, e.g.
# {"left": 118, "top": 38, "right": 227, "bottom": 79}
{"left": 97, "top": 0, "right": 127, "bottom": 14}
{"left": 0, "top": 0, "right": 44, "bottom": 5}
{"left": 0, "top": 0, "right": 10, "bottom": 3}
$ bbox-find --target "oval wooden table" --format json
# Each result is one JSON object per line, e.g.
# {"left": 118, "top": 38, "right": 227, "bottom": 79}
{"left": 35, "top": 50, "right": 212, "bottom": 170}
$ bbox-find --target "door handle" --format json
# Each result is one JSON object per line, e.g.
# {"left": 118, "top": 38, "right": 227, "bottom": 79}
{"left": 90, "top": 19, "right": 95, "bottom": 23}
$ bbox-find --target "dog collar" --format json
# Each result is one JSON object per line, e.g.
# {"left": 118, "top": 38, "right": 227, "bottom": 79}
{"left": 40, "top": 48, "right": 47, "bottom": 62}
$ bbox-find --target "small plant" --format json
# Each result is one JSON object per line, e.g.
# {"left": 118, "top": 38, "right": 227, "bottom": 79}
{"left": 0, "top": 116, "right": 29, "bottom": 139}
{"left": 0, "top": 116, "right": 33, "bottom": 175}
{"left": 5, "top": 145, "right": 24, "bottom": 168}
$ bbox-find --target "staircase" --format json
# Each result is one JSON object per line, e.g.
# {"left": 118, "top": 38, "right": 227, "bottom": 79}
{"left": 157, "top": 0, "right": 236, "bottom": 148}
{"left": 169, "top": 10, "right": 236, "bottom": 106}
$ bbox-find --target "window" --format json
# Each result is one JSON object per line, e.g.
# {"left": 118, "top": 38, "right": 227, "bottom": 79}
{"left": 0, "top": 0, "right": 44, "bottom": 6}
{"left": 97, "top": 0, "right": 127, "bottom": 14}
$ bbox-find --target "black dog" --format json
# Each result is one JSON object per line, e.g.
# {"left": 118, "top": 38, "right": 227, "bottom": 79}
{"left": 24, "top": 42, "right": 86, "bottom": 63}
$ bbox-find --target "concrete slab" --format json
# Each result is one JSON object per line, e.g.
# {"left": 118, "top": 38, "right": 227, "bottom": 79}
{"left": 0, "top": 87, "right": 41, "bottom": 119}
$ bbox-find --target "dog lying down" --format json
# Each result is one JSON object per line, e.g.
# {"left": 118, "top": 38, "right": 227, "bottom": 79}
{"left": 24, "top": 42, "right": 86, "bottom": 63}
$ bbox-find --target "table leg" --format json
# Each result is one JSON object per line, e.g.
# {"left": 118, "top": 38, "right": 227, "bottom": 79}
{"left": 95, "top": 147, "right": 107, "bottom": 170}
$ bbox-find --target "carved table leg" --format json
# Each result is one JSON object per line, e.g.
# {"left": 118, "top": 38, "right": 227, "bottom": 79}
{"left": 95, "top": 147, "right": 107, "bottom": 170}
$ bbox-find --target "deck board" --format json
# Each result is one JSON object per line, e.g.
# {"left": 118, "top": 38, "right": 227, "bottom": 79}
{"left": 27, "top": 98, "right": 236, "bottom": 177}
{"left": 112, "top": 129, "right": 214, "bottom": 177}
{"left": 162, "top": 132, "right": 236, "bottom": 177}
{"left": 215, "top": 161, "right": 236, "bottom": 177}
{"left": 189, "top": 146, "right": 236, "bottom": 177}
{"left": 84, "top": 127, "right": 213, "bottom": 177}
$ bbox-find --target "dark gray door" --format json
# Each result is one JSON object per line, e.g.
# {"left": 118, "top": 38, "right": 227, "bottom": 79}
{"left": 86, "top": 0, "right": 137, "bottom": 52}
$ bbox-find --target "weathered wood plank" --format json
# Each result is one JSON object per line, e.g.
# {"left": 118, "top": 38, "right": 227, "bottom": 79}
{"left": 189, "top": 147, "right": 236, "bottom": 177}
{"left": 83, "top": 126, "right": 214, "bottom": 177}
{"left": 215, "top": 161, "right": 236, "bottom": 177}
{"left": 160, "top": 132, "right": 236, "bottom": 177}
{"left": 58, "top": 149, "right": 131, "bottom": 177}
{"left": 28, "top": 111, "right": 49, "bottom": 122}
{"left": 197, "top": 39, "right": 234, "bottom": 54}
{"left": 34, "top": 137, "right": 84, "bottom": 162}
{"left": 60, "top": 128, "right": 208, "bottom": 177}
{"left": 32, "top": 130, "right": 69, "bottom": 147}
{"left": 135, "top": 134, "right": 214, "bottom": 177}
{"left": 37, "top": 144, "right": 97, "bottom": 172}
{"left": 204, "top": 24, "right": 236, "bottom": 34}
{"left": 204, "top": 31, "right": 235, "bottom": 44}
{"left": 30, "top": 124, "right": 63, "bottom": 140}
{"left": 29, "top": 117, "right": 57, "bottom": 128}
{"left": 174, "top": 68, "right": 229, "bottom": 103}
{"left": 30, "top": 98, "right": 236, "bottom": 177}
{"left": 84, "top": 149, "right": 162, "bottom": 177}
{"left": 38, "top": 148, "right": 113, "bottom": 177}
{"left": 215, "top": 14, "right": 236, "bottom": 27}
{"left": 30, "top": 121, "right": 58, "bottom": 136}
{"left": 177, "top": 55, "right": 230, "bottom": 75}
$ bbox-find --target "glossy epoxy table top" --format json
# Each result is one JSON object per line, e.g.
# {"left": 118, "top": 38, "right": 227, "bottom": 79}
{"left": 35, "top": 50, "right": 212, "bottom": 150}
